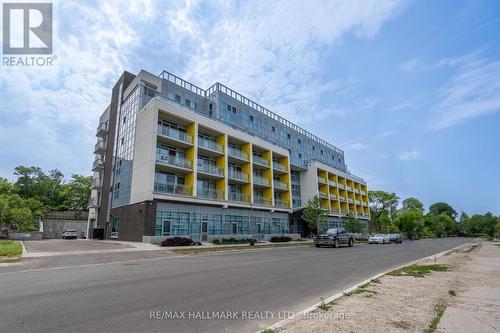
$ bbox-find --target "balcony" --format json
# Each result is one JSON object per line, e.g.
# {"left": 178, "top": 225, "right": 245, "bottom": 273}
{"left": 197, "top": 163, "right": 224, "bottom": 178}
{"left": 274, "top": 199, "right": 290, "bottom": 209}
{"left": 362, "top": 202, "right": 368, "bottom": 207}
{"left": 338, "top": 183, "right": 345, "bottom": 190}
{"left": 198, "top": 138, "right": 224, "bottom": 155}
{"left": 228, "top": 170, "right": 249, "bottom": 183}
{"left": 273, "top": 162, "right": 287, "bottom": 173}
{"left": 156, "top": 154, "right": 192, "bottom": 171}
{"left": 229, "top": 192, "right": 250, "bottom": 203}
{"left": 96, "top": 122, "right": 108, "bottom": 137}
{"left": 330, "top": 194, "right": 337, "bottom": 200}
{"left": 92, "top": 157, "right": 104, "bottom": 171}
{"left": 252, "top": 155, "right": 270, "bottom": 168}
{"left": 157, "top": 124, "right": 193, "bottom": 146}
{"left": 339, "top": 196, "right": 346, "bottom": 202}
{"left": 254, "top": 196, "right": 272, "bottom": 206}
{"left": 197, "top": 188, "right": 224, "bottom": 200}
{"left": 355, "top": 200, "right": 361, "bottom": 205}
{"left": 253, "top": 175, "right": 270, "bottom": 187}
{"left": 88, "top": 197, "right": 99, "bottom": 208}
{"left": 331, "top": 208, "right": 340, "bottom": 214}
{"left": 91, "top": 178, "right": 102, "bottom": 189}
{"left": 348, "top": 198, "right": 354, "bottom": 204}
{"left": 317, "top": 177, "right": 327, "bottom": 184}
{"left": 354, "top": 188, "right": 360, "bottom": 194}
{"left": 228, "top": 147, "right": 249, "bottom": 162}
{"left": 361, "top": 190, "right": 366, "bottom": 196}
{"left": 154, "top": 182, "right": 192, "bottom": 196}
{"left": 94, "top": 140, "right": 106, "bottom": 154}
{"left": 318, "top": 190, "right": 328, "bottom": 198}
{"left": 346, "top": 186, "right": 353, "bottom": 192}
{"left": 274, "top": 180, "right": 288, "bottom": 191}
{"left": 329, "top": 180, "right": 337, "bottom": 187}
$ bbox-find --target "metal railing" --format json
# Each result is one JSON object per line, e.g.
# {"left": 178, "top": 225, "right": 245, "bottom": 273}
{"left": 252, "top": 155, "right": 270, "bottom": 167}
{"left": 156, "top": 154, "right": 192, "bottom": 169}
{"left": 228, "top": 192, "right": 250, "bottom": 203}
{"left": 274, "top": 180, "right": 288, "bottom": 190}
{"left": 157, "top": 124, "right": 193, "bottom": 144}
{"left": 254, "top": 196, "right": 272, "bottom": 206}
{"left": 197, "top": 188, "right": 224, "bottom": 200}
{"left": 253, "top": 175, "right": 270, "bottom": 186}
{"left": 198, "top": 138, "right": 224, "bottom": 153}
{"left": 228, "top": 147, "right": 249, "bottom": 161}
{"left": 197, "top": 163, "right": 223, "bottom": 176}
{"left": 228, "top": 170, "right": 249, "bottom": 182}
{"left": 154, "top": 182, "right": 192, "bottom": 196}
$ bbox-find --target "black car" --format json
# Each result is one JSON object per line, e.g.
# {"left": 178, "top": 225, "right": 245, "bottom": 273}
{"left": 314, "top": 228, "right": 354, "bottom": 248}
{"left": 387, "top": 233, "right": 403, "bottom": 244}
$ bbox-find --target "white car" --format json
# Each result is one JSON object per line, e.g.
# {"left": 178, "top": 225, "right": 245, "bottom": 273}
{"left": 368, "top": 234, "right": 389, "bottom": 244}
{"left": 62, "top": 229, "right": 78, "bottom": 239}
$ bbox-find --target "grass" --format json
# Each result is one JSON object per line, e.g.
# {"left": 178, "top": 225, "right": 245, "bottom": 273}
{"left": 428, "top": 303, "right": 447, "bottom": 332}
{"left": 344, "top": 280, "right": 380, "bottom": 296}
{"left": 0, "top": 240, "right": 22, "bottom": 257}
{"left": 448, "top": 289, "right": 456, "bottom": 296}
{"left": 171, "top": 242, "right": 313, "bottom": 254}
{"left": 387, "top": 264, "right": 450, "bottom": 278}
{"left": 261, "top": 330, "right": 276, "bottom": 333}
{"left": 316, "top": 297, "right": 331, "bottom": 311}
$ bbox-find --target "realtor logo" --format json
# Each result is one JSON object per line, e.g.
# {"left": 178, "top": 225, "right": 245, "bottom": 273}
{"left": 2, "top": 2, "right": 53, "bottom": 54}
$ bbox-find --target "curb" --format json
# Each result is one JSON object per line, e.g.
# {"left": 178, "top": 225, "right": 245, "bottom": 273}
{"left": 260, "top": 240, "right": 478, "bottom": 333}
{"left": 20, "top": 240, "right": 28, "bottom": 257}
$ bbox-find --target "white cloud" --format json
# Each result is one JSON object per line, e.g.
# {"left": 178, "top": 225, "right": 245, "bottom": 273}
{"left": 399, "top": 58, "right": 424, "bottom": 72}
{"left": 398, "top": 150, "right": 420, "bottom": 161}
{"left": 387, "top": 102, "right": 413, "bottom": 111}
{"left": 375, "top": 129, "right": 399, "bottom": 139}
{"left": 428, "top": 52, "right": 500, "bottom": 130}
{"left": 346, "top": 142, "right": 369, "bottom": 150}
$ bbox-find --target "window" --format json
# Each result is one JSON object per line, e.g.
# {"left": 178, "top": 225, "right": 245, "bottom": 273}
{"left": 123, "top": 116, "right": 126, "bottom": 124}
{"left": 227, "top": 104, "right": 231, "bottom": 112}
{"left": 312, "top": 145, "right": 315, "bottom": 151}
{"left": 272, "top": 126, "right": 275, "bottom": 132}
{"left": 249, "top": 115, "right": 254, "bottom": 122}
{"left": 287, "top": 133, "right": 291, "bottom": 139}
{"left": 299, "top": 153, "right": 302, "bottom": 159}
{"left": 185, "top": 99, "right": 191, "bottom": 107}
{"left": 232, "top": 106, "right": 236, "bottom": 114}
{"left": 298, "top": 139, "right": 301, "bottom": 144}
{"left": 121, "top": 137, "right": 124, "bottom": 145}
{"left": 175, "top": 95, "right": 181, "bottom": 103}
{"left": 209, "top": 103, "right": 213, "bottom": 110}
{"left": 320, "top": 149, "right": 323, "bottom": 155}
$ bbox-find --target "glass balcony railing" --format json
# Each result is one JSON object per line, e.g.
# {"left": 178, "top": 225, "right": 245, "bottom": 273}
{"left": 252, "top": 155, "right": 269, "bottom": 167}
{"left": 362, "top": 202, "right": 368, "bottom": 207}
{"left": 228, "top": 170, "right": 249, "bottom": 182}
{"left": 274, "top": 180, "right": 288, "bottom": 190}
{"left": 156, "top": 154, "right": 192, "bottom": 169}
{"left": 355, "top": 200, "right": 361, "bottom": 205}
{"left": 197, "top": 188, "right": 224, "bottom": 200}
{"left": 92, "top": 157, "right": 104, "bottom": 170}
{"left": 91, "top": 178, "right": 102, "bottom": 188}
{"left": 273, "top": 162, "right": 287, "bottom": 172}
{"left": 346, "top": 186, "right": 353, "bottom": 192}
{"left": 198, "top": 138, "right": 224, "bottom": 153}
{"left": 254, "top": 196, "right": 272, "bottom": 206}
{"left": 94, "top": 140, "right": 106, "bottom": 153}
{"left": 354, "top": 188, "right": 360, "bottom": 194}
{"left": 348, "top": 198, "right": 354, "bottom": 204}
{"left": 329, "top": 180, "right": 337, "bottom": 187}
{"left": 317, "top": 177, "right": 327, "bottom": 184}
{"left": 157, "top": 124, "right": 193, "bottom": 144}
{"left": 331, "top": 208, "right": 340, "bottom": 214}
{"left": 154, "top": 182, "right": 192, "bottom": 196}
{"left": 197, "top": 163, "right": 223, "bottom": 176}
{"left": 318, "top": 191, "right": 328, "bottom": 198}
{"left": 229, "top": 192, "right": 250, "bottom": 203}
{"left": 274, "top": 199, "right": 290, "bottom": 209}
{"left": 337, "top": 184, "right": 345, "bottom": 190}
{"left": 339, "top": 196, "right": 346, "bottom": 202}
{"left": 88, "top": 197, "right": 99, "bottom": 208}
{"left": 361, "top": 190, "right": 366, "bottom": 196}
{"left": 96, "top": 122, "right": 108, "bottom": 137}
{"left": 330, "top": 194, "right": 337, "bottom": 200}
{"left": 253, "top": 175, "right": 270, "bottom": 186}
{"left": 228, "top": 147, "right": 249, "bottom": 161}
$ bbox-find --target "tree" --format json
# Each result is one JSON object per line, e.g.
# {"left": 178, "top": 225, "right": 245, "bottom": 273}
{"left": 63, "top": 174, "right": 92, "bottom": 211}
{"left": 0, "top": 193, "right": 43, "bottom": 231}
{"left": 424, "top": 213, "right": 456, "bottom": 237}
{"left": 428, "top": 202, "right": 457, "bottom": 219}
{"left": 302, "top": 196, "right": 328, "bottom": 234}
{"left": 398, "top": 210, "right": 424, "bottom": 239}
{"left": 400, "top": 197, "right": 424, "bottom": 213}
{"left": 494, "top": 219, "right": 500, "bottom": 240}
{"left": 0, "top": 177, "right": 13, "bottom": 195}
{"left": 343, "top": 213, "right": 364, "bottom": 233}
{"left": 368, "top": 191, "right": 399, "bottom": 232}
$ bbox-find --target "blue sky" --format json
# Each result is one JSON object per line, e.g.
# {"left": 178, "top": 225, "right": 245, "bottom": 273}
{"left": 1, "top": 0, "right": 499, "bottom": 215}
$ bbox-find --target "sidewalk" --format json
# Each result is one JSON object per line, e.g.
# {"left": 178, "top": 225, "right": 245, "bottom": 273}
{"left": 438, "top": 242, "right": 500, "bottom": 332}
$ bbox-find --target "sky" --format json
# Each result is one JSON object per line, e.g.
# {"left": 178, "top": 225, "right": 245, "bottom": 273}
{"left": 0, "top": 0, "right": 499, "bottom": 215}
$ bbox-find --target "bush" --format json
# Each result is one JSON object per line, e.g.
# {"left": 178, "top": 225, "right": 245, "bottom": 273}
{"left": 160, "top": 237, "right": 193, "bottom": 247}
{"left": 270, "top": 236, "right": 292, "bottom": 243}
{"left": 212, "top": 237, "right": 253, "bottom": 245}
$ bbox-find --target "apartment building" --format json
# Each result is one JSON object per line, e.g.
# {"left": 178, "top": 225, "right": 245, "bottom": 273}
{"left": 88, "top": 70, "right": 370, "bottom": 242}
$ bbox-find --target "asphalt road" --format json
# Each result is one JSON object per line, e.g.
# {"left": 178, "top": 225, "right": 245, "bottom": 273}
{"left": 0, "top": 238, "right": 472, "bottom": 333}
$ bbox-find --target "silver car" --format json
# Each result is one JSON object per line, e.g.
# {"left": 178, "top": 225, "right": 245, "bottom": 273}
{"left": 368, "top": 234, "right": 389, "bottom": 244}
{"left": 62, "top": 229, "right": 78, "bottom": 239}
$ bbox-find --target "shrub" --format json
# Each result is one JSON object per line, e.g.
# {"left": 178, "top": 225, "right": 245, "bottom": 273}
{"left": 270, "top": 236, "right": 292, "bottom": 243}
{"left": 212, "top": 237, "right": 253, "bottom": 245}
{"left": 160, "top": 237, "right": 193, "bottom": 247}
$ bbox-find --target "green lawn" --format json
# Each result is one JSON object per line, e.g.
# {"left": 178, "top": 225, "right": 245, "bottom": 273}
{"left": 0, "top": 240, "right": 23, "bottom": 257}
{"left": 387, "top": 264, "right": 450, "bottom": 278}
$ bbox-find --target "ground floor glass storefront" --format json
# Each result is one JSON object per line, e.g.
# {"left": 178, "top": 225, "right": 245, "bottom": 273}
{"left": 155, "top": 202, "right": 289, "bottom": 241}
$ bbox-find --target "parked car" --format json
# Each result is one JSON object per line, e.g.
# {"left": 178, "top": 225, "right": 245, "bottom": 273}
{"left": 62, "top": 229, "right": 78, "bottom": 239}
{"left": 387, "top": 233, "right": 403, "bottom": 244}
{"left": 368, "top": 234, "right": 389, "bottom": 244}
{"left": 80, "top": 231, "right": 87, "bottom": 239}
{"left": 314, "top": 228, "right": 354, "bottom": 248}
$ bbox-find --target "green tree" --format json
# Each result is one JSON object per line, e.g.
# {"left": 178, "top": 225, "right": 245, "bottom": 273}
{"left": 0, "top": 177, "right": 13, "bottom": 195}
{"left": 343, "top": 213, "right": 364, "bottom": 233}
{"left": 494, "top": 219, "right": 500, "bottom": 240}
{"left": 400, "top": 197, "right": 424, "bottom": 213}
{"left": 63, "top": 174, "right": 92, "bottom": 211}
{"left": 428, "top": 202, "right": 457, "bottom": 219}
{"left": 398, "top": 210, "right": 424, "bottom": 239}
{"left": 302, "top": 196, "right": 328, "bottom": 234}
{"left": 425, "top": 213, "right": 456, "bottom": 237}
{"left": 368, "top": 190, "right": 399, "bottom": 232}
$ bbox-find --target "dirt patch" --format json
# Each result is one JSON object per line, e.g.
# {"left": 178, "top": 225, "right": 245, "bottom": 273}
{"left": 275, "top": 242, "right": 480, "bottom": 333}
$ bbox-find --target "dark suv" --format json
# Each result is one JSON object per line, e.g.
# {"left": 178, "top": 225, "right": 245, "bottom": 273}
{"left": 387, "top": 233, "right": 403, "bottom": 244}
{"left": 314, "top": 228, "right": 354, "bottom": 248}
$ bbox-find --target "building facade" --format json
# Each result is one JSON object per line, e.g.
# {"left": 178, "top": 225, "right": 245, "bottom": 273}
{"left": 88, "top": 70, "right": 370, "bottom": 242}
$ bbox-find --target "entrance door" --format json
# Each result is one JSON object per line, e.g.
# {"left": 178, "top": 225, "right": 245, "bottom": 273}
{"left": 201, "top": 221, "right": 208, "bottom": 241}
{"left": 111, "top": 218, "right": 119, "bottom": 239}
